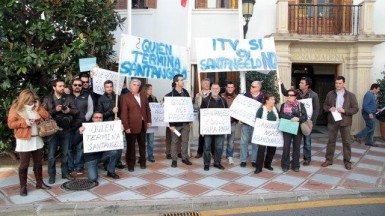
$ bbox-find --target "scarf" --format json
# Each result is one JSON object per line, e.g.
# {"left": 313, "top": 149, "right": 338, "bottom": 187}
{"left": 283, "top": 100, "right": 299, "bottom": 114}
{"left": 262, "top": 105, "right": 279, "bottom": 121}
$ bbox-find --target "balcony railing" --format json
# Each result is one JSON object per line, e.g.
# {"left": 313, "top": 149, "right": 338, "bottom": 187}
{"left": 288, "top": 4, "right": 361, "bottom": 35}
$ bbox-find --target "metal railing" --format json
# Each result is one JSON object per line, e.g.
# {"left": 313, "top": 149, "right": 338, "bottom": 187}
{"left": 288, "top": 4, "right": 361, "bottom": 35}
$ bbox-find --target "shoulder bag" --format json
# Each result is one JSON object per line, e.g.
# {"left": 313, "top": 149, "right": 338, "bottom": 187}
{"left": 38, "top": 115, "right": 60, "bottom": 137}
{"left": 299, "top": 103, "right": 313, "bottom": 136}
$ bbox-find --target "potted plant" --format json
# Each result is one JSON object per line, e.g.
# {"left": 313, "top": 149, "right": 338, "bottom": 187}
{"left": 376, "top": 66, "right": 385, "bottom": 139}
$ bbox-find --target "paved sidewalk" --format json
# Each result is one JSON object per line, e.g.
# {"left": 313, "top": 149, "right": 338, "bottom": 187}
{"left": 1, "top": 130, "right": 385, "bottom": 215}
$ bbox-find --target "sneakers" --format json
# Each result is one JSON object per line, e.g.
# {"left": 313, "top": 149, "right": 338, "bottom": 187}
{"left": 228, "top": 157, "right": 234, "bottom": 165}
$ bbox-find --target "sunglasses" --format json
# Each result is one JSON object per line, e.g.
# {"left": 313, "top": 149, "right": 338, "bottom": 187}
{"left": 73, "top": 84, "right": 82, "bottom": 87}
{"left": 82, "top": 81, "right": 89, "bottom": 84}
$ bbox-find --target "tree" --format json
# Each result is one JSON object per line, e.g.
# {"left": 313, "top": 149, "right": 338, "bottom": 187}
{"left": 0, "top": 0, "right": 125, "bottom": 154}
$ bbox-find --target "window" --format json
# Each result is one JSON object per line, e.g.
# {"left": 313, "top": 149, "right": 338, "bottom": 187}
{"left": 196, "top": 0, "right": 238, "bottom": 9}
{"left": 115, "top": 0, "right": 157, "bottom": 9}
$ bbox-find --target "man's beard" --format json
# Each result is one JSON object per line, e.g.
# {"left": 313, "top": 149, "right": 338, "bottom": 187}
{"left": 225, "top": 91, "right": 235, "bottom": 97}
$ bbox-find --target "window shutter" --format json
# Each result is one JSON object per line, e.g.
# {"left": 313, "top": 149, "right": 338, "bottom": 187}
{"left": 196, "top": 0, "right": 207, "bottom": 8}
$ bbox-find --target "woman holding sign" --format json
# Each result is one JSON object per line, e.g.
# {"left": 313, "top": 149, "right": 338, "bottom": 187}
{"left": 254, "top": 94, "right": 279, "bottom": 174}
{"left": 279, "top": 89, "right": 307, "bottom": 172}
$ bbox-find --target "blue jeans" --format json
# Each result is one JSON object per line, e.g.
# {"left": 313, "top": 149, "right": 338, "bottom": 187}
{"left": 356, "top": 114, "right": 375, "bottom": 145}
{"left": 146, "top": 133, "right": 155, "bottom": 161}
{"left": 240, "top": 124, "right": 258, "bottom": 163}
{"left": 85, "top": 150, "right": 118, "bottom": 182}
{"left": 303, "top": 134, "right": 312, "bottom": 161}
{"left": 204, "top": 135, "right": 225, "bottom": 166}
{"left": 225, "top": 122, "right": 237, "bottom": 157}
{"left": 47, "top": 130, "right": 70, "bottom": 177}
{"left": 68, "top": 129, "right": 84, "bottom": 171}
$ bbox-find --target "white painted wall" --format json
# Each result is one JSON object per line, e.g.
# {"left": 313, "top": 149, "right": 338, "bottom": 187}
{"left": 371, "top": 0, "right": 385, "bottom": 83}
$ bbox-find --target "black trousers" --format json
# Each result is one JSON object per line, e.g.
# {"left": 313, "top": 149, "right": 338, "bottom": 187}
{"left": 125, "top": 122, "right": 146, "bottom": 170}
{"left": 281, "top": 131, "right": 302, "bottom": 170}
{"left": 255, "top": 145, "right": 276, "bottom": 171}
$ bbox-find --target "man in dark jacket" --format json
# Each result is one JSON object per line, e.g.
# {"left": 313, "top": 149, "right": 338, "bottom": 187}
{"left": 280, "top": 77, "right": 320, "bottom": 166}
{"left": 322, "top": 76, "right": 359, "bottom": 170}
{"left": 96, "top": 80, "right": 125, "bottom": 169}
{"left": 165, "top": 74, "right": 193, "bottom": 168}
{"left": 43, "top": 79, "right": 79, "bottom": 184}
{"left": 201, "top": 83, "right": 228, "bottom": 171}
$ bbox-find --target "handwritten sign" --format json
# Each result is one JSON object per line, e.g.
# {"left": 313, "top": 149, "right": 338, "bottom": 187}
{"left": 196, "top": 38, "right": 277, "bottom": 73}
{"left": 92, "top": 67, "right": 125, "bottom": 95}
{"left": 298, "top": 98, "right": 313, "bottom": 120}
{"left": 278, "top": 119, "right": 299, "bottom": 135}
{"left": 164, "top": 97, "right": 194, "bottom": 122}
{"left": 200, "top": 108, "right": 231, "bottom": 135}
{"left": 252, "top": 118, "right": 283, "bottom": 147}
{"left": 79, "top": 57, "right": 97, "bottom": 72}
{"left": 119, "top": 34, "right": 188, "bottom": 80}
{"left": 82, "top": 120, "right": 124, "bottom": 153}
{"left": 229, "top": 95, "right": 262, "bottom": 126}
{"left": 149, "top": 103, "right": 169, "bottom": 127}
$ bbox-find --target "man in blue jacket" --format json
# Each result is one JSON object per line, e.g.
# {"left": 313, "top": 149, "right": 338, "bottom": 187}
{"left": 354, "top": 83, "right": 380, "bottom": 147}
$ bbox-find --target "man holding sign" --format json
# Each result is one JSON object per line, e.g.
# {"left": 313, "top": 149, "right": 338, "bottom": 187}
{"left": 164, "top": 74, "right": 193, "bottom": 168}
{"left": 200, "top": 83, "right": 229, "bottom": 171}
{"left": 280, "top": 77, "right": 319, "bottom": 166}
{"left": 80, "top": 112, "right": 120, "bottom": 182}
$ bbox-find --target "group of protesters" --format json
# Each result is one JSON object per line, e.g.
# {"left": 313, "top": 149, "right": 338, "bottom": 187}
{"left": 9, "top": 72, "right": 378, "bottom": 197}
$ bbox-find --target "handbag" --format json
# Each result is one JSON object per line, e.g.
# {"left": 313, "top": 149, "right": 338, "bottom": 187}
{"left": 299, "top": 104, "right": 313, "bottom": 136}
{"left": 38, "top": 116, "right": 60, "bottom": 137}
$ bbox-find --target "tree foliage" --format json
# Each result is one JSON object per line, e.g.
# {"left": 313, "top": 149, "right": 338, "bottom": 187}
{"left": 0, "top": 0, "right": 125, "bottom": 152}
{"left": 376, "top": 66, "right": 385, "bottom": 122}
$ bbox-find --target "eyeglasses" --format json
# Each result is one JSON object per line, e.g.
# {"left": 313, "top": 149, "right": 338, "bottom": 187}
{"left": 82, "top": 81, "right": 89, "bottom": 84}
{"left": 73, "top": 84, "right": 82, "bottom": 87}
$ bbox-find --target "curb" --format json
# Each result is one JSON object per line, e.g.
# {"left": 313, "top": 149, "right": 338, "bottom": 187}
{"left": 1, "top": 188, "right": 385, "bottom": 215}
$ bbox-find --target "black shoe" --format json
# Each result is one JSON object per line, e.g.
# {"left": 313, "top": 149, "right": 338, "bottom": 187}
{"left": 282, "top": 167, "right": 289, "bottom": 172}
{"left": 48, "top": 176, "right": 55, "bottom": 184}
{"left": 251, "top": 162, "right": 256, "bottom": 167}
{"left": 303, "top": 160, "right": 310, "bottom": 166}
{"left": 62, "top": 173, "right": 75, "bottom": 181}
{"left": 182, "top": 159, "right": 192, "bottom": 165}
{"left": 103, "top": 166, "right": 107, "bottom": 171}
{"left": 214, "top": 164, "right": 225, "bottom": 170}
{"left": 365, "top": 143, "right": 379, "bottom": 147}
{"left": 148, "top": 159, "right": 155, "bottom": 163}
{"left": 254, "top": 169, "right": 262, "bottom": 174}
{"left": 115, "top": 164, "right": 126, "bottom": 169}
{"left": 264, "top": 165, "right": 274, "bottom": 171}
{"left": 171, "top": 160, "right": 177, "bottom": 168}
{"left": 166, "top": 154, "right": 172, "bottom": 159}
{"left": 140, "top": 164, "right": 146, "bottom": 169}
{"left": 204, "top": 165, "right": 209, "bottom": 171}
{"left": 107, "top": 172, "right": 120, "bottom": 179}
{"left": 240, "top": 162, "right": 246, "bottom": 167}
{"left": 178, "top": 153, "right": 182, "bottom": 158}
{"left": 128, "top": 168, "right": 134, "bottom": 172}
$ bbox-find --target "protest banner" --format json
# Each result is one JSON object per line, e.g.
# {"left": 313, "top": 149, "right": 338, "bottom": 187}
{"left": 195, "top": 38, "right": 277, "bottom": 73}
{"left": 92, "top": 67, "right": 125, "bottom": 95}
{"left": 119, "top": 34, "right": 188, "bottom": 80}
{"left": 83, "top": 120, "right": 124, "bottom": 153}
{"left": 79, "top": 57, "right": 97, "bottom": 72}
{"left": 251, "top": 118, "right": 283, "bottom": 147}
{"left": 298, "top": 98, "right": 313, "bottom": 120}
{"left": 200, "top": 108, "right": 231, "bottom": 135}
{"left": 229, "top": 95, "right": 262, "bottom": 126}
{"left": 149, "top": 103, "right": 169, "bottom": 127}
{"left": 164, "top": 97, "right": 194, "bottom": 122}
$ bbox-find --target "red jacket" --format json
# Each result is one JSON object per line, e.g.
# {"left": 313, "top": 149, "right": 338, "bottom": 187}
{"left": 120, "top": 92, "right": 151, "bottom": 134}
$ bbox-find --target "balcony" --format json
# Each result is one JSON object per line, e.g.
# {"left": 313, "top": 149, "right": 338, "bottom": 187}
{"left": 288, "top": 4, "right": 361, "bottom": 35}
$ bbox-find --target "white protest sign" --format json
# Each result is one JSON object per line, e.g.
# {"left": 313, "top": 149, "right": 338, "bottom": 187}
{"left": 200, "top": 108, "right": 231, "bottom": 135}
{"left": 149, "top": 103, "right": 169, "bottom": 127}
{"left": 119, "top": 34, "right": 188, "bottom": 80}
{"left": 92, "top": 67, "right": 125, "bottom": 95}
{"left": 146, "top": 126, "right": 159, "bottom": 133}
{"left": 164, "top": 97, "right": 194, "bottom": 122}
{"left": 229, "top": 95, "right": 262, "bottom": 126}
{"left": 298, "top": 98, "right": 313, "bottom": 120}
{"left": 196, "top": 37, "right": 277, "bottom": 73}
{"left": 82, "top": 120, "right": 124, "bottom": 153}
{"left": 251, "top": 118, "right": 283, "bottom": 147}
